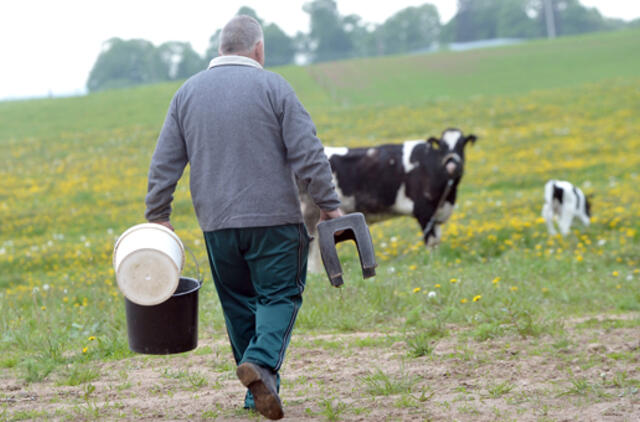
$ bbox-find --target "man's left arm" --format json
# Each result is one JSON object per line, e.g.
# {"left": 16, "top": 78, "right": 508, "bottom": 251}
{"left": 280, "top": 91, "right": 341, "bottom": 212}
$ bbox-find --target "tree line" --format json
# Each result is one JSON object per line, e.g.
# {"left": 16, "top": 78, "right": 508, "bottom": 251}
{"left": 87, "top": 0, "right": 638, "bottom": 92}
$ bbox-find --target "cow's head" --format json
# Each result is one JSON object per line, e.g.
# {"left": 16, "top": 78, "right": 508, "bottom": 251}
{"left": 427, "top": 129, "right": 477, "bottom": 180}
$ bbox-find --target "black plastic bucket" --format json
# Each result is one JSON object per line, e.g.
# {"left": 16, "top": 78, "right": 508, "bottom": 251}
{"left": 124, "top": 276, "right": 201, "bottom": 354}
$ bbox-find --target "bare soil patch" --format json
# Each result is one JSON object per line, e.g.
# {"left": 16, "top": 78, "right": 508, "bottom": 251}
{"left": 2, "top": 315, "right": 639, "bottom": 421}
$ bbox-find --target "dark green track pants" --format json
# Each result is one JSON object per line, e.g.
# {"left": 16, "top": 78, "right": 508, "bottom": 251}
{"left": 203, "top": 223, "right": 310, "bottom": 372}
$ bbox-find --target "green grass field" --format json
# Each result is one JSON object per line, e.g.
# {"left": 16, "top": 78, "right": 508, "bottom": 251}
{"left": 1, "top": 28, "right": 639, "bottom": 420}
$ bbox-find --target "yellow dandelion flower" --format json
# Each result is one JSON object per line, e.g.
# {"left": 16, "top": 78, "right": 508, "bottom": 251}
{"left": 472, "top": 295, "right": 482, "bottom": 302}
{"left": 450, "top": 278, "right": 457, "bottom": 283}
{"left": 409, "top": 264, "right": 417, "bottom": 271}
{"left": 40, "top": 306, "right": 46, "bottom": 311}
{"left": 88, "top": 336, "right": 96, "bottom": 341}
{"left": 542, "top": 287, "right": 549, "bottom": 293}
{"left": 616, "top": 284, "right": 622, "bottom": 289}
{"left": 510, "top": 286, "right": 519, "bottom": 292}
{"left": 460, "top": 298, "right": 468, "bottom": 304}
{"left": 612, "top": 271, "right": 619, "bottom": 277}
{"left": 412, "top": 287, "right": 421, "bottom": 294}
{"left": 575, "top": 255, "right": 583, "bottom": 262}
{"left": 434, "top": 284, "right": 441, "bottom": 288}
{"left": 492, "top": 277, "right": 500, "bottom": 284}
{"left": 82, "top": 347, "right": 88, "bottom": 353}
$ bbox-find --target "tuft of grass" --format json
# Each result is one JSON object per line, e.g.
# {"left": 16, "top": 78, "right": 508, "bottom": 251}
{"left": 471, "top": 322, "right": 505, "bottom": 342}
{"left": 186, "top": 371, "right": 209, "bottom": 390}
{"left": 316, "top": 398, "right": 348, "bottom": 422}
{"left": 608, "top": 371, "right": 640, "bottom": 391}
{"left": 0, "top": 356, "right": 18, "bottom": 369}
{"left": 57, "top": 364, "right": 101, "bottom": 386}
{"left": 558, "top": 376, "right": 610, "bottom": 399}
{"left": 20, "top": 358, "right": 55, "bottom": 383}
{"left": 486, "top": 381, "right": 514, "bottom": 398}
{"left": 193, "top": 345, "right": 214, "bottom": 356}
{"left": 406, "top": 332, "right": 435, "bottom": 357}
{"left": 161, "top": 367, "right": 208, "bottom": 390}
{"left": 360, "top": 367, "right": 419, "bottom": 396}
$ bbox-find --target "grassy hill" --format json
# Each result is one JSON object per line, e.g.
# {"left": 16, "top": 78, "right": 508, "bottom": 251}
{"left": 292, "top": 28, "right": 640, "bottom": 106}
{"left": 0, "top": 29, "right": 638, "bottom": 418}
{"left": 1, "top": 28, "right": 638, "bottom": 142}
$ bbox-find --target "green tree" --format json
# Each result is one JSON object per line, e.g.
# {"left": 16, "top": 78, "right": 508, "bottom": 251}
{"left": 345, "top": 15, "right": 381, "bottom": 58}
{"left": 554, "top": 0, "right": 606, "bottom": 35}
{"left": 158, "top": 42, "right": 205, "bottom": 80}
{"left": 528, "top": 0, "right": 610, "bottom": 37}
{"left": 447, "top": 0, "right": 544, "bottom": 42}
{"left": 303, "top": 0, "right": 354, "bottom": 62}
{"left": 377, "top": 4, "right": 441, "bottom": 55}
{"left": 496, "top": 0, "right": 540, "bottom": 38}
{"left": 263, "top": 23, "right": 296, "bottom": 67}
{"left": 204, "top": 29, "right": 222, "bottom": 61}
{"left": 87, "top": 38, "right": 168, "bottom": 92}
{"left": 454, "top": 0, "right": 500, "bottom": 41}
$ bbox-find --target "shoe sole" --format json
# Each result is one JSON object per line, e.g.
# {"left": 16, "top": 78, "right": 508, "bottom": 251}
{"left": 237, "top": 363, "right": 284, "bottom": 420}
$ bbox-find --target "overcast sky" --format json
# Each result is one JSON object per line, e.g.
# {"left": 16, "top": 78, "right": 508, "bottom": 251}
{"left": 1, "top": 0, "right": 638, "bottom": 100}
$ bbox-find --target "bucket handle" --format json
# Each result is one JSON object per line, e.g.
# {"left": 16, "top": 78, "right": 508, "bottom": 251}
{"left": 184, "top": 245, "right": 203, "bottom": 283}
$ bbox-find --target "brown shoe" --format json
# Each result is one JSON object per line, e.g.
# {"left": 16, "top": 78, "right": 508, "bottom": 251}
{"left": 236, "top": 362, "right": 284, "bottom": 420}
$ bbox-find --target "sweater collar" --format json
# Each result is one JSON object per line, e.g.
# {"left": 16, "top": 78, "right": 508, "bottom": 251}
{"left": 208, "top": 55, "right": 263, "bottom": 70}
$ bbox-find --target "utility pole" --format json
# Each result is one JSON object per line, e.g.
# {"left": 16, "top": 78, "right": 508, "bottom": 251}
{"left": 543, "top": 0, "right": 557, "bottom": 39}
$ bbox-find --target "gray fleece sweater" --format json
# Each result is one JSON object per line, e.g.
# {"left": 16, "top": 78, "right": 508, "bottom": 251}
{"left": 144, "top": 56, "right": 340, "bottom": 231}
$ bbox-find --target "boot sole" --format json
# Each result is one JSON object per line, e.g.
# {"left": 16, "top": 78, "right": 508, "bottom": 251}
{"left": 237, "top": 363, "right": 284, "bottom": 420}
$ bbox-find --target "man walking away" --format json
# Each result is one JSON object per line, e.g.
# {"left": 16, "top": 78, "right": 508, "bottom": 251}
{"left": 144, "top": 14, "right": 343, "bottom": 420}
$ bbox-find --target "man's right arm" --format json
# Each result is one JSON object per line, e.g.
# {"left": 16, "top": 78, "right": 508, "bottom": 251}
{"left": 144, "top": 95, "right": 188, "bottom": 225}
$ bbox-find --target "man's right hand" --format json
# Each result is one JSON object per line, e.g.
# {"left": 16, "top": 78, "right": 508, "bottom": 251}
{"left": 319, "top": 208, "right": 344, "bottom": 221}
{"left": 151, "top": 220, "right": 175, "bottom": 231}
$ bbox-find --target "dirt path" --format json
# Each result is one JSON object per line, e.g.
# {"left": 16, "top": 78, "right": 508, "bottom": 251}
{"left": 2, "top": 315, "right": 639, "bottom": 421}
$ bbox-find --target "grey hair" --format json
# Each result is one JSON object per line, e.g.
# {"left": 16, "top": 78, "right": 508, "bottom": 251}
{"left": 219, "top": 15, "right": 264, "bottom": 55}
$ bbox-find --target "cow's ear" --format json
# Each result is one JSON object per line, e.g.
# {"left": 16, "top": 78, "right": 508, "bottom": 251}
{"left": 465, "top": 134, "right": 477, "bottom": 145}
{"left": 427, "top": 137, "right": 441, "bottom": 150}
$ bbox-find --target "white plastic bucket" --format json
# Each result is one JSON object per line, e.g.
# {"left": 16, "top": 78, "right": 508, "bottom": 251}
{"left": 113, "top": 223, "right": 185, "bottom": 306}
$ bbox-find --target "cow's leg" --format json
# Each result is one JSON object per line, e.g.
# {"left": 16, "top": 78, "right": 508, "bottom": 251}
{"left": 542, "top": 203, "right": 557, "bottom": 235}
{"left": 579, "top": 213, "right": 590, "bottom": 227}
{"left": 307, "top": 240, "right": 323, "bottom": 274}
{"left": 557, "top": 207, "right": 574, "bottom": 236}
{"left": 302, "top": 200, "right": 323, "bottom": 274}
{"left": 425, "top": 223, "right": 443, "bottom": 247}
{"left": 414, "top": 202, "right": 438, "bottom": 247}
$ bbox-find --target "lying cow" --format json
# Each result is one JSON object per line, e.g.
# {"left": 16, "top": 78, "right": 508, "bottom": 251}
{"left": 301, "top": 128, "right": 477, "bottom": 273}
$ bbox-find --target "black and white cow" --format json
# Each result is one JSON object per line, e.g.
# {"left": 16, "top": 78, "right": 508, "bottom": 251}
{"left": 302, "top": 128, "right": 477, "bottom": 272}
{"left": 542, "top": 180, "right": 592, "bottom": 236}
